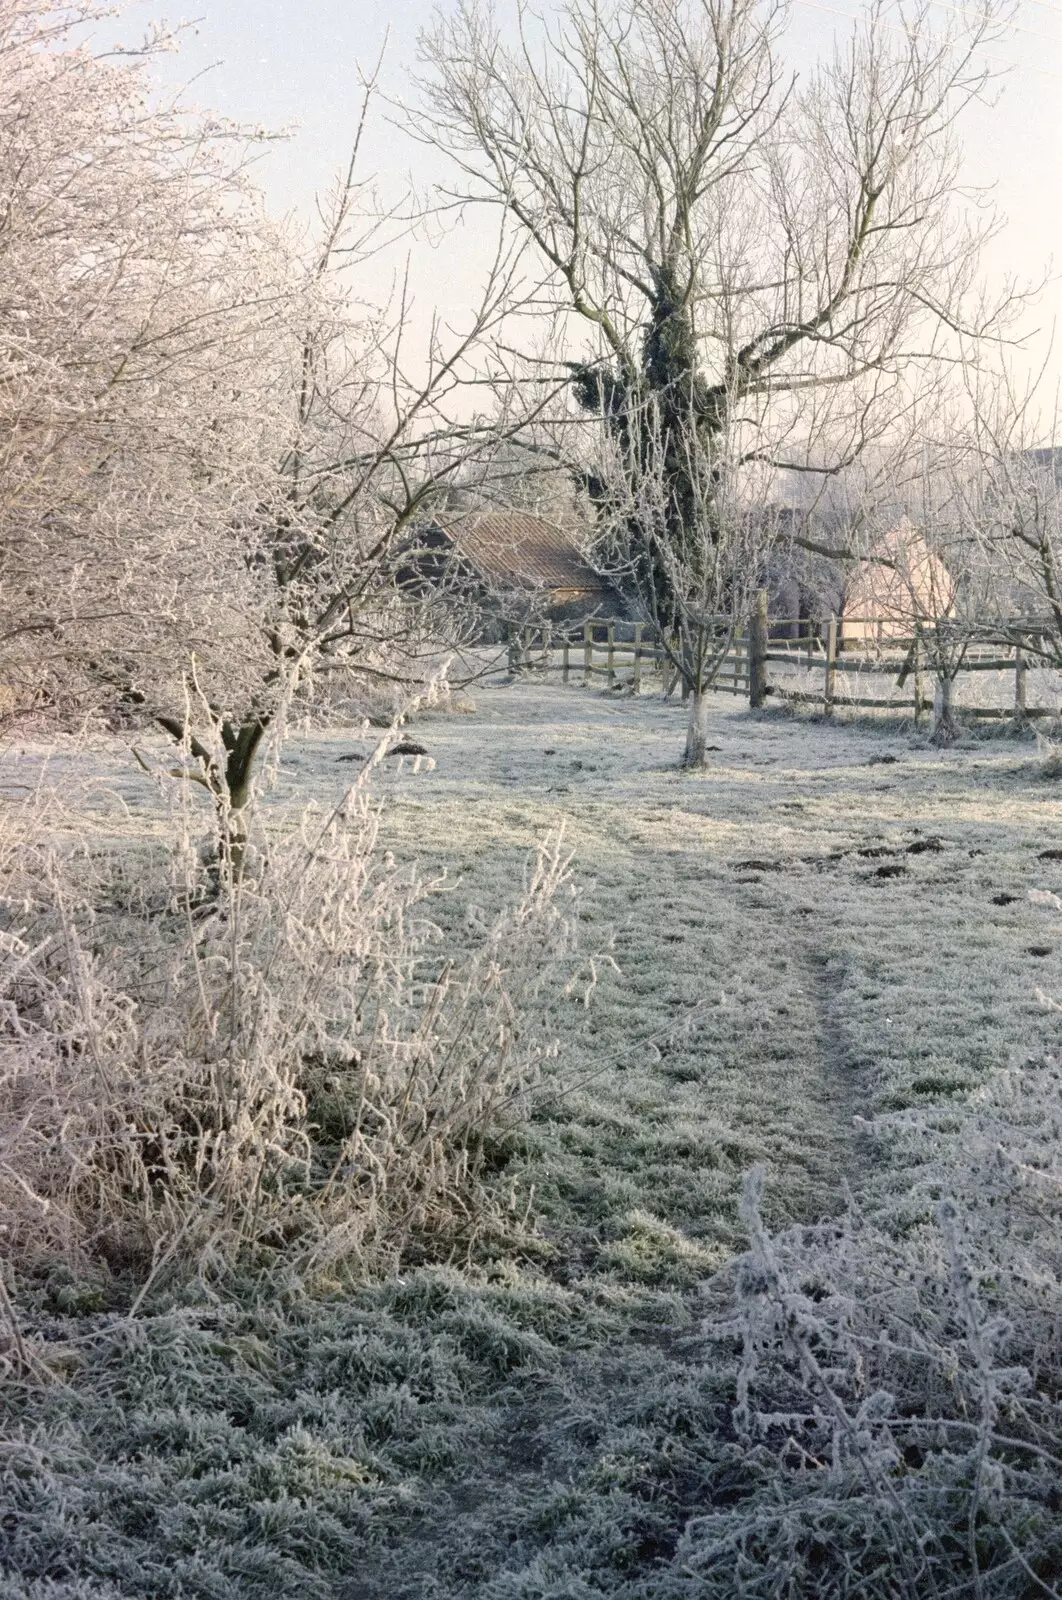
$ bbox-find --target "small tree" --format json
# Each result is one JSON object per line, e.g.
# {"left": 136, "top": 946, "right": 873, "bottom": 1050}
{"left": 803, "top": 435, "right": 991, "bottom": 743}
{"left": 0, "top": 3, "right": 529, "bottom": 866}
{"left": 949, "top": 371, "right": 1062, "bottom": 699}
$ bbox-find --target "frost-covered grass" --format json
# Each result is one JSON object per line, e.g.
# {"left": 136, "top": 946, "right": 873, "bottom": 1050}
{"left": 3, "top": 677, "right": 1062, "bottom": 1596}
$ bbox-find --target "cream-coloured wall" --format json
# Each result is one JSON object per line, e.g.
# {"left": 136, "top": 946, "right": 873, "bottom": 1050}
{"left": 841, "top": 522, "right": 954, "bottom": 645}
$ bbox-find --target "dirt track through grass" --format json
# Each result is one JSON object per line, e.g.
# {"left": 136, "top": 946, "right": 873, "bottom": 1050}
{"left": 321, "top": 676, "right": 1059, "bottom": 1244}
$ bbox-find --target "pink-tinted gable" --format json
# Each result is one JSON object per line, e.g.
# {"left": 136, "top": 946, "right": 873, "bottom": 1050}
{"left": 842, "top": 521, "right": 954, "bottom": 642}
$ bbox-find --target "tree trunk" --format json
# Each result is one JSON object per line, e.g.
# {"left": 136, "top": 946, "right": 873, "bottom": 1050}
{"left": 684, "top": 688, "right": 711, "bottom": 767}
{"left": 216, "top": 722, "right": 266, "bottom": 881}
{"left": 157, "top": 711, "right": 267, "bottom": 888}
{"left": 218, "top": 770, "right": 251, "bottom": 884}
{"left": 930, "top": 676, "right": 959, "bottom": 746}
{"left": 749, "top": 588, "right": 769, "bottom": 710}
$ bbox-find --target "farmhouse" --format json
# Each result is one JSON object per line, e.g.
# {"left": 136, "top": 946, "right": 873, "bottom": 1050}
{"left": 410, "top": 508, "right": 625, "bottom": 627}
{"left": 840, "top": 519, "right": 955, "bottom": 644}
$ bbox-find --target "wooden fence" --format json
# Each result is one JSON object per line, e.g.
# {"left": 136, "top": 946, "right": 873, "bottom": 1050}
{"left": 761, "top": 624, "right": 1038, "bottom": 721}
{"left": 506, "top": 604, "right": 1053, "bottom": 723}
{"left": 508, "top": 619, "right": 750, "bottom": 696}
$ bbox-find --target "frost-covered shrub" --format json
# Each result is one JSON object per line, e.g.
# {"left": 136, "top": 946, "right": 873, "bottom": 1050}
{"left": 688, "top": 1123, "right": 1062, "bottom": 1597}
{"left": 0, "top": 774, "right": 579, "bottom": 1291}
{"left": 682, "top": 880, "right": 1062, "bottom": 1597}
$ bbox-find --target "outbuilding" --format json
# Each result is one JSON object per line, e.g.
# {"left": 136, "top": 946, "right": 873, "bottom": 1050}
{"left": 410, "top": 508, "right": 626, "bottom": 627}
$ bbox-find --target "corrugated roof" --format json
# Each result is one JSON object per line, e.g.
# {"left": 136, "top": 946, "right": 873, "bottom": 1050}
{"left": 440, "top": 510, "right": 609, "bottom": 595}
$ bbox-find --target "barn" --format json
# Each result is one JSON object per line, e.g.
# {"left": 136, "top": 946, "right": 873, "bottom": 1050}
{"left": 409, "top": 508, "right": 625, "bottom": 626}
{"left": 759, "top": 509, "right": 955, "bottom": 644}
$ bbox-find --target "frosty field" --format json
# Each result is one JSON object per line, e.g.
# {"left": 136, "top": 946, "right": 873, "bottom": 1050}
{"left": 3, "top": 678, "right": 1062, "bottom": 1597}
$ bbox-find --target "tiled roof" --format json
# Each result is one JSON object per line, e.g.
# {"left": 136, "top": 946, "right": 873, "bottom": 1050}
{"left": 440, "top": 510, "right": 610, "bottom": 595}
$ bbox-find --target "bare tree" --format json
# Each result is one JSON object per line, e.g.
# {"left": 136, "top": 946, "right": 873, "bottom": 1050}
{"left": 585, "top": 388, "right": 769, "bottom": 762}
{"left": 801, "top": 430, "right": 994, "bottom": 744}
{"left": 902, "top": 434, "right": 1021, "bottom": 744}
{"left": 947, "top": 368, "right": 1062, "bottom": 705}
{"left": 173, "top": 140, "right": 531, "bottom": 871}
{"left": 411, "top": 0, "right": 1014, "bottom": 764}
{"left": 0, "top": 4, "right": 530, "bottom": 869}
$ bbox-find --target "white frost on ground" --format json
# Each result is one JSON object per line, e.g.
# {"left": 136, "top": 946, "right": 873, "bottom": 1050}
{"left": 4, "top": 674, "right": 1062, "bottom": 1598}
{"left": 2, "top": 671, "right": 1059, "bottom": 1248}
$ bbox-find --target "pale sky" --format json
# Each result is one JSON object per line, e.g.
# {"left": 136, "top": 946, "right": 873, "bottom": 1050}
{"left": 123, "top": 0, "right": 1062, "bottom": 413}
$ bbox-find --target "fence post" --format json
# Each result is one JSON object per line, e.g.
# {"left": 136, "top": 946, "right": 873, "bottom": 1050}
{"left": 562, "top": 634, "right": 570, "bottom": 684}
{"left": 824, "top": 616, "right": 838, "bottom": 716}
{"left": 607, "top": 622, "right": 616, "bottom": 687}
{"left": 1015, "top": 645, "right": 1027, "bottom": 719}
{"left": 749, "top": 588, "right": 769, "bottom": 709}
{"left": 633, "top": 622, "right": 643, "bottom": 694}
{"left": 583, "top": 620, "right": 593, "bottom": 686}
{"left": 913, "top": 624, "right": 925, "bottom": 724}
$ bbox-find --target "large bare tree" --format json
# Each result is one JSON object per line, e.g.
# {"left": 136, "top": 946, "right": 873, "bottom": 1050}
{"left": 412, "top": 0, "right": 1013, "bottom": 763}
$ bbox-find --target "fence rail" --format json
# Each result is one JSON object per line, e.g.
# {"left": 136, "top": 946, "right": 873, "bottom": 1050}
{"left": 508, "top": 622, "right": 752, "bottom": 695}
{"left": 505, "top": 603, "right": 1059, "bottom": 725}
